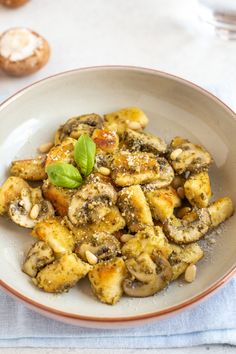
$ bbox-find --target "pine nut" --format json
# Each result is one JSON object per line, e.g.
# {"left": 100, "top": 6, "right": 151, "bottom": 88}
{"left": 172, "top": 175, "right": 184, "bottom": 189}
{"left": 209, "top": 238, "right": 216, "bottom": 245}
{"left": 170, "top": 148, "right": 182, "bottom": 160}
{"left": 38, "top": 142, "right": 54, "bottom": 153}
{"left": 120, "top": 234, "right": 134, "bottom": 243}
{"left": 85, "top": 250, "right": 98, "bottom": 265}
{"left": 70, "top": 130, "right": 80, "bottom": 139}
{"left": 97, "top": 167, "right": 111, "bottom": 176}
{"left": 177, "top": 186, "right": 185, "bottom": 199}
{"left": 176, "top": 207, "right": 191, "bottom": 219}
{"left": 184, "top": 264, "right": 197, "bottom": 283}
{"left": 30, "top": 204, "right": 40, "bottom": 220}
{"left": 182, "top": 211, "right": 198, "bottom": 222}
{"left": 126, "top": 121, "right": 142, "bottom": 130}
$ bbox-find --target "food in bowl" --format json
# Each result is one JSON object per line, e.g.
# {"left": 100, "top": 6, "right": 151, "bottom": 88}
{"left": 0, "top": 107, "right": 234, "bottom": 305}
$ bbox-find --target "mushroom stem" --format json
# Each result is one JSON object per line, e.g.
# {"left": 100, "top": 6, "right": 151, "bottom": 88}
{"left": 123, "top": 252, "right": 172, "bottom": 297}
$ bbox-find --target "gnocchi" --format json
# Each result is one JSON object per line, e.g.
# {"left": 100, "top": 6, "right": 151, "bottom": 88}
{"left": 0, "top": 107, "right": 234, "bottom": 305}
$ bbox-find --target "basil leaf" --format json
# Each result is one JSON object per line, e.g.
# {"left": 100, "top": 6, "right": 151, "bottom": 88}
{"left": 74, "top": 134, "right": 96, "bottom": 176}
{"left": 46, "top": 162, "right": 83, "bottom": 189}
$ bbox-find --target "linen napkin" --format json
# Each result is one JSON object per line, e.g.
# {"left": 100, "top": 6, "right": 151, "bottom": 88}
{"left": 0, "top": 86, "right": 236, "bottom": 348}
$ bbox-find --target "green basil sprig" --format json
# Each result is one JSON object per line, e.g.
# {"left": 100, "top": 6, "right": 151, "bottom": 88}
{"left": 46, "top": 162, "right": 83, "bottom": 189}
{"left": 74, "top": 134, "right": 96, "bottom": 176}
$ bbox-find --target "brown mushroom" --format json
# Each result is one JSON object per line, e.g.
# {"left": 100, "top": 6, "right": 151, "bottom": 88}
{"left": 9, "top": 187, "right": 54, "bottom": 228}
{"left": 68, "top": 176, "right": 117, "bottom": 226}
{"left": 123, "top": 252, "right": 172, "bottom": 297}
{"left": 0, "top": 0, "right": 29, "bottom": 8}
{"left": 163, "top": 208, "right": 211, "bottom": 244}
{"left": 75, "top": 232, "right": 121, "bottom": 262}
{"left": 123, "top": 128, "right": 167, "bottom": 154}
{"left": 22, "top": 241, "right": 55, "bottom": 277}
{"left": 55, "top": 114, "right": 104, "bottom": 144}
{"left": 0, "top": 27, "right": 50, "bottom": 76}
{"left": 168, "top": 137, "right": 212, "bottom": 174}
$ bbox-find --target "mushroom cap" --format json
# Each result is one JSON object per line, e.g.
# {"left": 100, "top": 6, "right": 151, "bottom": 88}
{"left": 163, "top": 208, "right": 211, "bottom": 244}
{"left": 168, "top": 137, "right": 212, "bottom": 174}
{"left": 22, "top": 240, "right": 55, "bottom": 277}
{"left": 75, "top": 232, "right": 121, "bottom": 262}
{"left": 55, "top": 114, "right": 104, "bottom": 143}
{"left": 68, "top": 177, "right": 117, "bottom": 226}
{"left": 0, "top": 27, "right": 50, "bottom": 76}
{"left": 0, "top": 0, "right": 29, "bottom": 8}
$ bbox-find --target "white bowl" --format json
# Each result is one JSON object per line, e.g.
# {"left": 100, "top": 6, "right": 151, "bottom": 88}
{"left": 0, "top": 66, "right": 236, "bottom": 328}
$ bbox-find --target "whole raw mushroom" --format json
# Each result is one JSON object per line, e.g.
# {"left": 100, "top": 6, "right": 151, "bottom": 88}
{"left": 0, "top": 0, "right": 29, "bottom": 7}
{"left": 0, "top": 27, "right": 50, "bottom": 76}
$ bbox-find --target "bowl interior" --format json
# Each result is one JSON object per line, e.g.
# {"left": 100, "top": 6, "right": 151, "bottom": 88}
{"left": 0, "top": 67, "right": 236, "bottom": 321}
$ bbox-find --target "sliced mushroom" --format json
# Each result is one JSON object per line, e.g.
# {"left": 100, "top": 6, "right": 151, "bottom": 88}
{"left": 65, "top": 206, "right": 125, "bottom": 242}
{"left": 94, "top": 151, "right": 114, "bottom": 170}
{"left": 22, "top": 240, "right": 55, "bottom": 277}
{"left": 9, "top": 187, "right": 54, "bottom": 228}
{"left": 55, "top": 114, "right": 104, "bottom": 143}
{"left": 122, "top": 128, "right": 167, "bottom": 154}
{"left": 163, "top": 208, "right": 211, "bottom": 244}
{"left": 0, "top": 176, "right": 29, "bottom": 215}
{"left": 168, "top": 137, "right": 212, "bottom": 174}
{"left": 68, "top": 176, "right": 117, "bottom": 226}
{"left": 168, "top": 243, "right": 204, "bottom": 280}
{"left": 142, "top": 157, "right": 174, "bottom": 191}
{"left": 75, "top": 232, "right": 121, "bottom": 262}
{"left": 123, "top": 252, "right": 172, "bottom": 297}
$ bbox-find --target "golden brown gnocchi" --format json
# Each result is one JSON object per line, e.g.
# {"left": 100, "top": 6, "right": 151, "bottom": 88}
{"left": 145, "top": 186, "right": 181, "bottom": 222}
{"left": 32, "top": 218, "right": 75, "bottom": 255}
{"left": 104, "top": 107, "right": 148, "bottom": 134}
{"left": 88, "top": 257, "right": 126, "bottom": 305}
{"left": 0, "top": 176, "right": 29, "bottom": 214}
{"left": 208, "top": 197, "right": 234, "bottom": 228}
{"left": 10, "top": 156, "right": 47, "bottom": 181}
{"left": 117, "top": 185, "right": 153, "bottom": 232}
{"left": 184, "top": 171, "right": 212, "bottom": 208}
{"left": 111, "top": 151, "right": 160, "bottom": 186}
{"left": 34, "top": 253, "right": 91, "bottom": 293}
